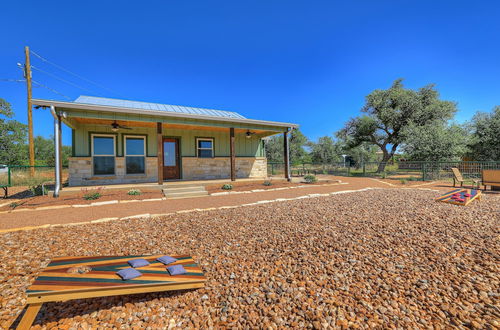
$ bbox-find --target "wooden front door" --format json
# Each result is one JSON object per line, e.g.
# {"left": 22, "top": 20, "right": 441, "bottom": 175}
{"left": 163, "top": 138, "right": 180, "bottom": 180}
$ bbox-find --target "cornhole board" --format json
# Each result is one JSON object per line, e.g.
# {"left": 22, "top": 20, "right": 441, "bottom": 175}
{"left": 436, "top": 188, "right": 482, "bottom": 206}
{"left": 15, "top": 255, "right": 205, "bottom": 329}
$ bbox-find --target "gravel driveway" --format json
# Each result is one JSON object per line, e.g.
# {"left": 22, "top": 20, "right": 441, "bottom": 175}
{"left": 1, "top": 189, "right": 498, "bottom": 328}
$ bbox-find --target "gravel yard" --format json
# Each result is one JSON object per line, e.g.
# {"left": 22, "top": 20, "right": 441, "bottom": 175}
{"left": 1, "top": 189, "right": 498, "bottom": 328}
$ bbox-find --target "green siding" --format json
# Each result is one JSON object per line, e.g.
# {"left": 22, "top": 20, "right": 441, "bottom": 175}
{"left": 73, "top": 123, "right": 267, "bottom": 158}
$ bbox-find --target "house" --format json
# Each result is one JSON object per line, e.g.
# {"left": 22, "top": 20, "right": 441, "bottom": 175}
{"left": 32, "top": 96, "right": 297, "bottom": 195}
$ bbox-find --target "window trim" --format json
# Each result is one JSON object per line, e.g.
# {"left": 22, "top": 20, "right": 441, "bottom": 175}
{"left": 124, "top": 135, "right": 146, "bottom": 175}
{"left": 91, "top": 134, "right": 116, "bottom": 176}
{"left": 196, "top": 137, "right": 215, "bottom": 158}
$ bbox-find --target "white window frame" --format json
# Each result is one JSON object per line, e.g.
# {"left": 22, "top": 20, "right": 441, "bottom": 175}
{"left": 91, "top": 134, "right": 116, "bottom": 176}
{"left": 124, "top": 135, "right": 146, "bottom": 175}
{"left": 196, "top": 138, "right": 214, "bottom": 158}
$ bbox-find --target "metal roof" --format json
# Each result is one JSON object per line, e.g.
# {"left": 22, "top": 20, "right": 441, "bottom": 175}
{"left": 74, "top": 95, "right": 246, "bottom": 120}
{"left": 32, "top": 98, "right": 299, "bottom": 129}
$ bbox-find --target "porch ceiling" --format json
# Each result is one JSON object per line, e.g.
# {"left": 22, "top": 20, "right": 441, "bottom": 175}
{"left": 71, "top": 117, "right": 279, "bottom": 135}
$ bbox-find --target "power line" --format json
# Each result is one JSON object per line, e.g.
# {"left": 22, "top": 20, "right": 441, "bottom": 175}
{"left": 32, "top": 80, "right": 72, "bottom": 100}
{"left": 30, "top": 50, "right": 123, "bottom": 97}
{"left": 0, "top": 78, "right": 25, "bottom": 83}
{"left": 31, "top": 65, "right": 97, "bottom": 95}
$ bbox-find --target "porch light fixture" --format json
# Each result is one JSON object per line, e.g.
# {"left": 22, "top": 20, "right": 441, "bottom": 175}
{"left": 246, "top": 130, "right": 255, "bottom": 139}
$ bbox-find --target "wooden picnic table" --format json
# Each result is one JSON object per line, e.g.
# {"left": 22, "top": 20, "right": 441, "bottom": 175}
{"left": 15, "top": 255, "right": 206, "bottom": 329}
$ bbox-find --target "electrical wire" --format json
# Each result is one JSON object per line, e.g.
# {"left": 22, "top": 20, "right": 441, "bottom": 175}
{"left": 31, "top": 65, "right": 98, "bottom": 95}
{"left": 30, "top": 50, "right": 123, "bottom": 97}
{"left": 32, "top": 80, "right": 72, "bottom": 100}
{"left": 0, "top": 78, "right": 25, "bottom": 83}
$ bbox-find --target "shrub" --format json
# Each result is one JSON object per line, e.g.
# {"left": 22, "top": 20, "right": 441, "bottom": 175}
{"left": 83, "top": 192, "right": 102, "bottom": 200}
{"left": 81, "top": 187, "right": 104, "bottom": 200}
{"left": 263, "top": 180, "right": 272, "bottom": 186}
{"left": 29, "top": 184, "right": 44, "bottom": 196}
{"left": 9, "top": 202, "right": 20, "bottom": 209}
{"left": 221, "top": 184, "right": 233, "bottom": 190}
{"left": 128, "top": 189, "right": 142, "bottom": 196}
{"left": 380, "top": 172, "right": 387, "bottom": 179}
{"left": 400, "top": 179, "right": 408, "bottom": 185}
{"left": 304, "top": 174, "right": 317, "bottom": 183}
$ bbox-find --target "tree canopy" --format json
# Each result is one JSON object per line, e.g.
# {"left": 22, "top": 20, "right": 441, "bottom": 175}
{"left": 401, "top": 122, "right": 470, "bottom": 161}
{"left": 0, "top": 98, "right": 28, "bottom": 165}
{"left": 467, "top": 106, "right": 500, "bottom": 161}
{"left": 339, "top": 79, "right": 457, "bottom": 171}
{"left": 265, "top": 128, "right": 310, "bottom": 164}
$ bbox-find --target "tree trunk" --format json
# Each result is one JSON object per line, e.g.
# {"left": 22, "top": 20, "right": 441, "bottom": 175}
{"left": 377, "top": 144, "right": 398, "bottom": 173}
{"left": 377, "top": 152, "right": 391, "bottom": 173}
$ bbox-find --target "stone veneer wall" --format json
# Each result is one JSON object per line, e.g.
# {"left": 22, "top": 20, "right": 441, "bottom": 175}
{"left": 68, "top": 157, "right": 158, "bottom": 186}
{"left": 68, "top": 156, "right": 267, "bottom": 185}
{"left": 182, "top": 157, "right": 267, "bottom": 180}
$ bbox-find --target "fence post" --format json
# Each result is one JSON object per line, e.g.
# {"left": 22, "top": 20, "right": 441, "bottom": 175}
{"left": 347, "top": 165, "right": 351, "bottom": 177}
{"left": 7, "top": 166, "right": 11, "bottom": 186}
{"left": 362, "top": 161, "right": 366, "bottom": 177}
{"left": 422, "top": 162, "right": 426, "bottom": 181}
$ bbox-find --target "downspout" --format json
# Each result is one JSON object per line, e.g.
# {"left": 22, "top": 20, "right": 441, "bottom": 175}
{"left": 50, "top": 106, "right": 61, "bottom": 197}
{"left": 288, "top": 126, "right": 295, "bottom": 180}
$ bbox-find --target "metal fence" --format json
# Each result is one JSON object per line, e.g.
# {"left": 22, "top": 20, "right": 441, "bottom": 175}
{"left": 0, "top": 165, "right": 68, "bottom": 187}
{"left": 268, "top": 161, "right": 500, "bottom": 181}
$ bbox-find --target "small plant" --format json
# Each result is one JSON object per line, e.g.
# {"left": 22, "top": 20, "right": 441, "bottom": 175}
{"left": 380, "top": 172, "right": 387, "bottom": 179}
{"left": 29, "top": 184, "right": 44, "bottom": 196}
{"left": 263, "top": 180, "right": 272, "bottom": 186}
{"left": 81, "top": 187, "right": 104, "bottom": 200}
{"left": 221, "top": 184, "right": 233, "bottom": 190}
{"left": 9, "top": 202, "right": 20, "bottom": 209}
{"left": 400, "top": 179, "right": 408, "bottom": 185}
{"left": 128, "top": 189, "right": 142, "bottom": 196}
{"left": 83, "top": 192, "right": 102, "bottom": 200}
{"left": 304, "top": 174, "right": 317, "bottom": 183}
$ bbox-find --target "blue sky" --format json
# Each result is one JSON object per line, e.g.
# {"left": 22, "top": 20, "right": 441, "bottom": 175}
{"left": 1, "top": 1, "right": 499, "bottom": 145}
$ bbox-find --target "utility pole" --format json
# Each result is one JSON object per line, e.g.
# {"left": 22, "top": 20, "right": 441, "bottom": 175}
{"left": 25, "top": 46, "right": 35, "bottom": 176}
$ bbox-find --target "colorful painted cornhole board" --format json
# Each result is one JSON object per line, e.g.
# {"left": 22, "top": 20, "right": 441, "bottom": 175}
{"left": 16, "top": 255, "right": 205, "bottom": 329}
{"left": 436, "top": 188, "right": 482, "bottom": 206}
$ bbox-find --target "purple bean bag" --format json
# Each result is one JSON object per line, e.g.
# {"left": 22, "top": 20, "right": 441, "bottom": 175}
{"left": 157, "top": 255, "right": 177, "bottom": 265}
{"left": 128, "top": 258, "right": 150, "bottom": 268}
{"left": 116, "top": 268, "right": 142, "bottom": 280}
{"left": 167, "top": 264, "right": 187, "bottom": 276}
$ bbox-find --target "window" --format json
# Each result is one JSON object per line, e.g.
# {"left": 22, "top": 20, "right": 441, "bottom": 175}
{"left": 125, "top": 136, "right": 146, "bottom": 174}
{"left": 196, "top": 138, "right": 214, "bottom": 158}
{"left": 92, "top": 135, "right": 115, "bottom": 175}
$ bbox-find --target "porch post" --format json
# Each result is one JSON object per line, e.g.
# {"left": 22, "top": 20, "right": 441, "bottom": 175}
{"left": 58, "top": 115, "right": 63, "bottom": 190}
{"left": 230, "top": 127, "right": 236, "bottom": 181}
{"left": 284, "top": 129, "right": 291, "bottom": 181}
{"left": 157, "top": 122, "right": 163, "bottom": 184}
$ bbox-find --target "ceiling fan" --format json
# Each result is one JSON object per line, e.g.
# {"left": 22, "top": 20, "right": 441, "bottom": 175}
{"left": 111, "top": 121, "right": 132, "bottom": 131}
{"left": 245, "top": 130, "right": 256, "bottom": 139}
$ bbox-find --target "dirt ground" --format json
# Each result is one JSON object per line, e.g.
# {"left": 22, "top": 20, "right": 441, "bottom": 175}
{"left": 0, "top": 189, "right": 163, "bottom": 212}
{"left": 205, "top": 178, "right": 333, "bottom": 194}
{"left": 0, "top": 176, "right": 496, "bottom": 230}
